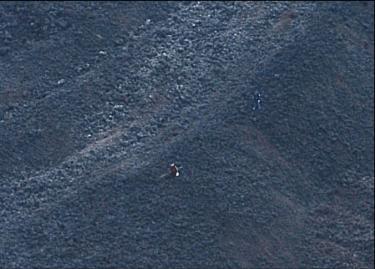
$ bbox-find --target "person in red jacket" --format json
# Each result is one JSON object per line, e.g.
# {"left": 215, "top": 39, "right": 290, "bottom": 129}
{"left": 170, "top": 163, "right": 180, "bottom": 177}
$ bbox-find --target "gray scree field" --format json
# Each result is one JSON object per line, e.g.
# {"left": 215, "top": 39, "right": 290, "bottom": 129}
{"left": 0, "top": 2, "right": 374, "bottom": 268}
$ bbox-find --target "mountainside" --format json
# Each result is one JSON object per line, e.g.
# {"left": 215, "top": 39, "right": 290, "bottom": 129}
{"left": 0, "top": 2, "right": 373, "bottom": 268}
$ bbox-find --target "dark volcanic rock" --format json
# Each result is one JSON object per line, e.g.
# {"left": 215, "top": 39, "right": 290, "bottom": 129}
{"left": 0, "top": 2, "right": 373, "bottom": 269}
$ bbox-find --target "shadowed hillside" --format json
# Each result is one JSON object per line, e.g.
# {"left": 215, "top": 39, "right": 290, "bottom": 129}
{"left": 0, "top": 2, "right": 373, "bottom": 268}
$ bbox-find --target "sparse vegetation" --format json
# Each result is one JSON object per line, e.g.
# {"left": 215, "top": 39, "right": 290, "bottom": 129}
{"left": 0, "top": 2, "right": 373, "bottom": 268}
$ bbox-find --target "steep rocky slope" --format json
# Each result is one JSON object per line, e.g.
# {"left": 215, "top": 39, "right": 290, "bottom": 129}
{"left": 0, "top": 2, "right": 373, "bottom": 268}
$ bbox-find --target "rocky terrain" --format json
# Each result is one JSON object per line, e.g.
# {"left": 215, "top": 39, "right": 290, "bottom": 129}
{"left": 0, "top": 1, "right": 373, "bottom": 268}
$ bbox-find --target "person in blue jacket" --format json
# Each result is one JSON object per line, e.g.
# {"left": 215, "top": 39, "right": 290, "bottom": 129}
{"left": 253, "top": 91, "right": 262, "bottom": 111}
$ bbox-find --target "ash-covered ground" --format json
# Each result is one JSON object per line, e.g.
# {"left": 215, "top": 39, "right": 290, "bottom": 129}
{"left": 0, "top": 2, "right": 374, "bottom": 268}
